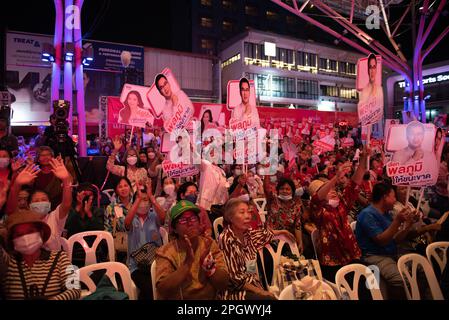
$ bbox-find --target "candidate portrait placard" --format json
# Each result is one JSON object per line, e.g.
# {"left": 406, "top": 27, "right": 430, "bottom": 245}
{"left": 146, "top": 68, "right": 194, "bottom": 133}
{"left": 357, "top": 54, "right": 384, "bottom": 125}
{"left": 227, "top": 77, "right": 260, "bottom": 133}
{"left": 118, "top": 86, "right": 154, "bottom": 128}
{"left": 385, "top": 121, "right": 440, "bottom": 186}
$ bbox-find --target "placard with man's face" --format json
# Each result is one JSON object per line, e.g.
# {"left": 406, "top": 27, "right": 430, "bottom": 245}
{"left": 147, "top": 68, "right": 194, "bottom": 133}
{"left": 386, "top": 121, "right": 440, "bottom": 186}
{"left": 357, "top": 54, "right": 384, "bottom": 125}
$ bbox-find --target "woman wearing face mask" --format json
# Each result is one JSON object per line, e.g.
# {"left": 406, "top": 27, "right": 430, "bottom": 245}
{"left": 124, "top": 180, "right": 166, "bottom": 300}
{"left": 263, "top": 177, "right": 303, "bottom": 251}
{"left": 6, "top": 160, "right": 73, "bottom": 251}
{"left": 219, "top": 198, "right": 294, "bottom": 300}
{"left": 107, "top": 136, "right": 148, "bottom": 192}
{"left": 307, "top": 148, "right": 368, "bottom": 281}
{"left": 156, "top": 177, "right": 177, "bottom": 216}
{"left": 229, "top": 174, "right": 262, "bottom": 230}
{"left": 0, "top": 211, "right": 81, "bottom": 300}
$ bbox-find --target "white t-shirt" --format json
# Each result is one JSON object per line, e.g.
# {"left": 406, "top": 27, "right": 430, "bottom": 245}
{"left": 43, "top": 205, "right": 67, "bottom": 251}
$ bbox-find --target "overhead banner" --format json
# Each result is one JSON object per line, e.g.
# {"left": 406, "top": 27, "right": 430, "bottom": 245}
{"left": 6, "top": 32, "right": 145, "bottom": 126}
{"left": 6, "top": 31, "right": 53, "bottom": 125}
{"left": 84, "top": 40, "right": 144, "bottom": 72}
{"left": 356, "top": 54, "right": 384, "bottom": 126}
{"left": 385, "top": 121, "right": 440, "bottom": 186}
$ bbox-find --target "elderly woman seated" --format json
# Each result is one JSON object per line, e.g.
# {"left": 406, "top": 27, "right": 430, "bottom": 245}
{"left": 154, "top": 200, "right": 230, "bottom": 299}
{"left": 0, "top": 210, "right": 81, "bottom": 300}
{"left": 218, "top": 198, "right": 295, "bottom": 300}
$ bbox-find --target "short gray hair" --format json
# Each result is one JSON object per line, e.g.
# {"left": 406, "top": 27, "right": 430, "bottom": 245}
{"left": 223, "top": 198, "right": 249, "bottom": 225}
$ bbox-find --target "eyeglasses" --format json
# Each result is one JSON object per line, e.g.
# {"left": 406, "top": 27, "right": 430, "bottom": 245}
{"left": 177, "top": 215, "right": 199, "bottom": 225}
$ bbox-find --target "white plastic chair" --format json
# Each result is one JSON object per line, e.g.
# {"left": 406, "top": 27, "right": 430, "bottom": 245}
{"left": 253, "top": 198, "right": 267, "bottom": 223}
{"left": 278, "top": 281, "right": 337, "bottom": 300}
{"left": 350, "top": 221, "right": 357, "bottom": 232}
{"left": 151, "top": 260, "right": 159, "bottom": 300}
{"left": 335, "top": 263, "right": 383, "bottom": 300}
{"left": 311, "top": 228, "right": 320, "bottom": 260}
{"left": 60, "top": 237, "right": 69, "bottom": 252}
{"left": 78, "top": 262, "right": 137, "bottom": 300}
{"left": 213, "top": 217, "right": 224, "bottom": 240}
{"left": 257, "top": 234, "right": 305, "bottom": 291}
{"left": 67, "top": 231, "right": 115, "bottom": 266}
{"left": 159, "top": 227, "right": 169, "bottom": 245}
{"left": 426, "top": 241, "right": 449, "bottom": 276}
{"left": 397, "top": 253, "right": 444, "bottom": 300}
{"left": 102, "top": 189, "right": 116, "bottom": 204}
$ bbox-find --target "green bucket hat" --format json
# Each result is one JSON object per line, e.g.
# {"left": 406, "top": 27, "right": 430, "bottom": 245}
{"left": 170, "top": 200, "right": 201, "bottom": 223}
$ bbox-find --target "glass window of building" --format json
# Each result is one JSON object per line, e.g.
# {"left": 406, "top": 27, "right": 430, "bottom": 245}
{"left": 297, "top": 79, "right": 319, "bottom": 100}
{"left": 222, "top": 0, "right": 232, "bottom": 10}
{"left": 200, "top": 17, "right": 213, "bottom": 28}
{"left": 298, "top": 52, "right": 317, "bottom": 67}
{"left": 319, "top": 58, "right": 327, "bottom": 70}
{"left": 201, "top": 0, "right": 212, "bottom": 6}
{"left": 329, "top": 60, "right": 337, "bottom": 71}
{"left": 256, "top": 74, "right": 271, "bottom": 97}
{"left": 266, "top": 11, "right": 279, "bottom": 20}
{"left": 223, "top": 20, "right": 233, "bottom": 32}
{"left": 320, "top": 85, "right": 339, "bottom": 97}
{"left": 245, "top": 5, "right": 258, "bottom": 16}
{"left": 201, "top": 38, "right": 214, "bottom": 50}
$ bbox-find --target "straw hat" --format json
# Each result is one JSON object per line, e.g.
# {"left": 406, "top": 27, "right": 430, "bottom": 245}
{"left": 6, "top": 210, "right": 51, "bottom": 245}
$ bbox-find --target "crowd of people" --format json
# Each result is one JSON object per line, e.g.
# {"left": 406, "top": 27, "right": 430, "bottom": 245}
{"left": 0, "top": 116, "right": 448, "bottom": 301}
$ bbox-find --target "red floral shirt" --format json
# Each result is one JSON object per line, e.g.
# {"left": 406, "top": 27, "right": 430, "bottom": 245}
{"left": 266, "top": 194, "right": 302, "bottom": 235}
{"left": 310, "top": 180, "right": 361, "bottom": 266}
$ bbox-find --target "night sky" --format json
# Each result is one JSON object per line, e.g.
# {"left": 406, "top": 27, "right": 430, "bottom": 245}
{"left": 2, "top": 0, "right": 449, "bottom": 65}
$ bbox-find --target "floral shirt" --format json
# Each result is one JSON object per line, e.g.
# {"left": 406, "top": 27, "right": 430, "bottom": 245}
{"left": 104, "top": 200, "right": 132, "bottom": 233}
{"left": 266, "top": 194, "right": 302, "bottom": 235}
{"left": 310, "top": 180, "right": 361, "bottom": 266}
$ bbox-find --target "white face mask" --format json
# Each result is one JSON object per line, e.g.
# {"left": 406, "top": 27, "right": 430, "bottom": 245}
{"left": 239, "top": 194, "right": 250, "bottom": 202}
{"left": 13, "top": 232, "right": 43, "bottom": 255}
{"left": 278, "top": 194, "right": 293, "bottom": 201}
{"left": 163, "top": 184, "right": 176, "bottom": 195}
{"left": 127, "top": 156, "right": 138, "bottom": 166}
{"left": 270, "top": 176, "right": 277, "bottom": 183}
{"left": 328, "top": 199, "right": 340, "bottom": 208}
{"left": 30, "top": 202, "right": 51, "bottom": 215}
{"left": 0, "top": 158, "right": 10, "bottom": 169}
{"left": 295, "top": 187, "right": 304, "bottom": 197}
{"left": 234, "top": 169, "right": 242, "bottom": 176}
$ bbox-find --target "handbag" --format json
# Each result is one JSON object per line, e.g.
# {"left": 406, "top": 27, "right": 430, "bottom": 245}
{"left": 130, "top": 242, "right": 158, "bottom": 271}
{"left": 112, "top": 206, "right": 128, "bottom": 254}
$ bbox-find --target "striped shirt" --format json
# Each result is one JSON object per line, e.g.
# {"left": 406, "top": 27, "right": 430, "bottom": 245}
{"left": 0, "top": 247, "right": 81, "bottom": 300}
{"left": 218, "top": 227, "right": 273, "bottom": 300}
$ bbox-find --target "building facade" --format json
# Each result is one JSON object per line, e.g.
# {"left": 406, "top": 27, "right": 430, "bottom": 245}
{"left": 220, "top": 29, "right": 364, "bottom": 111}
{"left": 385, "top": 60, "right": 449, "bottom": 122}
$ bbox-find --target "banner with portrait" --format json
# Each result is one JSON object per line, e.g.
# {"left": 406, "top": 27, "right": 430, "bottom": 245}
{"left": 118, "top": 84, "right": 154, "bottom": 128}
{"left": 146, "top": 68, "right": 194, "bottom": 133}
{"left": 357, "top": 54, "right": 384, "bottom": 125}
{"left": 385, "top": 121, "right": 441, "bottom": 186}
